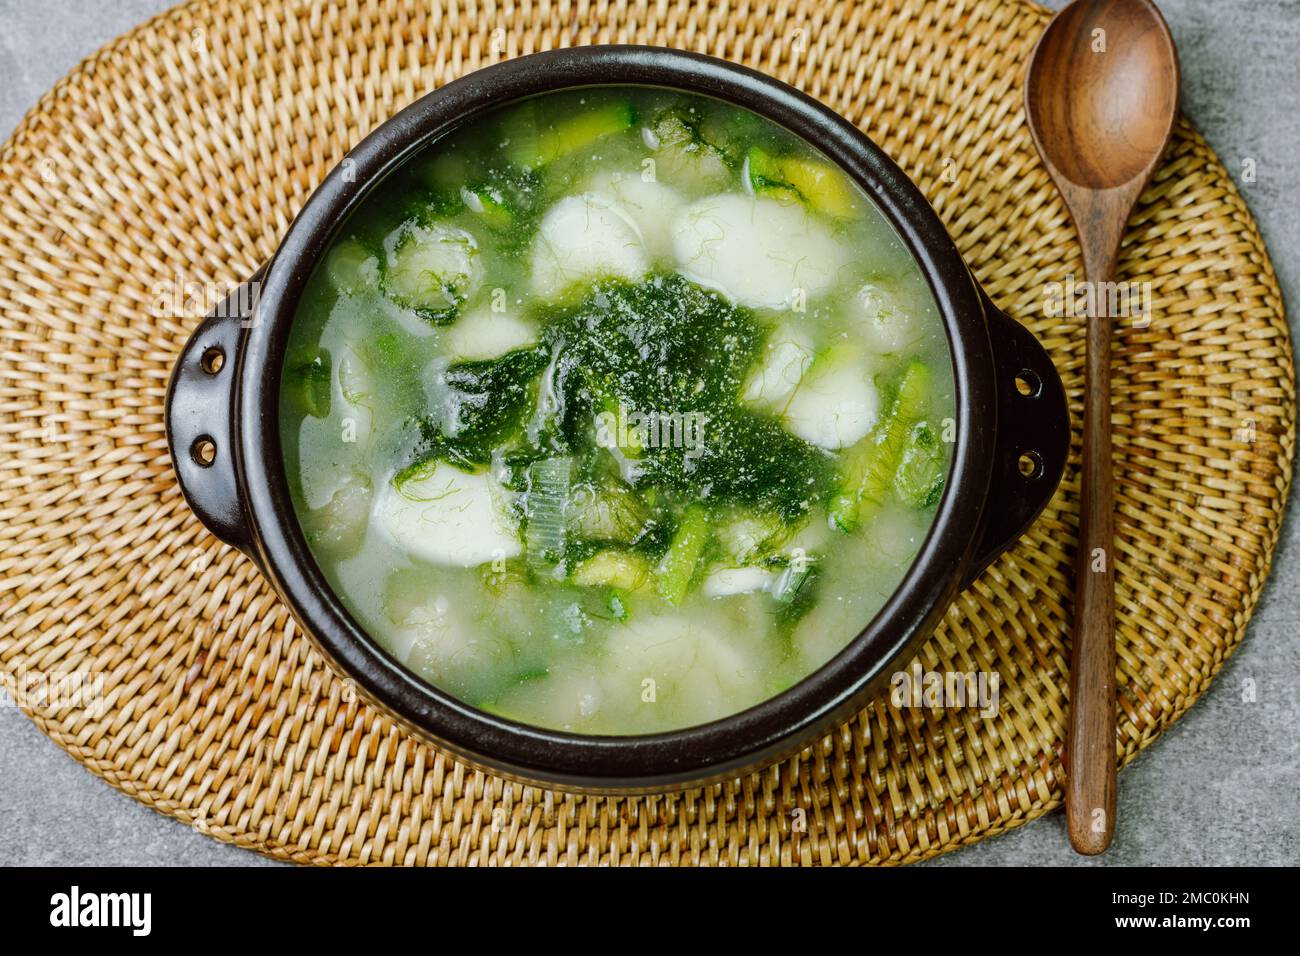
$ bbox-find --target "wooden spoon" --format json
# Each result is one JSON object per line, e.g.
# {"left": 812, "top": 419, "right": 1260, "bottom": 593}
{"left": 1024, "top": 0, "right": 1179, "bottom": 855}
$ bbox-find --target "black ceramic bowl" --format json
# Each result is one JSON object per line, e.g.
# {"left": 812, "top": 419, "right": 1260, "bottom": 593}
{"left": 166, "top": 46, "right": 1069, "bottom": 792}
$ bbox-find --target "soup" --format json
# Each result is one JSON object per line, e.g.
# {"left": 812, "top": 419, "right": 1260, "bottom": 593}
{"left": 279, "top": 87, "right": 955, "bottom": 735}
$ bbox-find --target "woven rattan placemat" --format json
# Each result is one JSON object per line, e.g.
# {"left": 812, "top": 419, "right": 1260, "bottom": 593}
{"left": 0, "top": 0, "right": 1292, "bottom": 866}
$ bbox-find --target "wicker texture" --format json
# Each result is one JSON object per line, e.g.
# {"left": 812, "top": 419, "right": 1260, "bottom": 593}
{"left": 0, "top": 0, "right": 1292, "bottom": 866}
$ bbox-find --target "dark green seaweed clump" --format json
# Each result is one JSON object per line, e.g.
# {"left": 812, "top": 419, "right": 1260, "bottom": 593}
{"left": 546, "top": 274, "right": 763, "bottom": 412}
{"left": 408, "top": 346, "right": 550, "bottom": 471}
{"left": 397, "top": 274, "right": 834, "bottom": 520}
{"left": 634, "top": 409, "right": 833, "bottom": 519}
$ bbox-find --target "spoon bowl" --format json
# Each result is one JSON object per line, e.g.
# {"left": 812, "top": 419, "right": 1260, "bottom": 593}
{"left": 1026, "top": 0, "right": 1179, "bottom": 190}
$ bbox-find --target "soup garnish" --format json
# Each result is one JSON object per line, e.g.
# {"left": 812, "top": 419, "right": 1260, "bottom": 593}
{"left": 280, "top": 87, "right": 955, "bottom": 734}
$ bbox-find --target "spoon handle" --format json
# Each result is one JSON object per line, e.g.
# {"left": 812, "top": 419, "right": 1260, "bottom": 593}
{"left": 1067, "top": 246, "right": 1118, "bottom": 855}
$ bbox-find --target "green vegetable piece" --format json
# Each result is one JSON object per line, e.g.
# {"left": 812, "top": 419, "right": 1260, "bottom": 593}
{"left": 416, "top": 149, "right": 539, "bottom": 247}
{"left": 648, "top": 110, "right": 711, "bottom": 155}
{"left": 546, "top": 274, "right": 763, "bottom": 414}
{"left": 524, "top": 457, "right": 571, "bottom": 575}
{"left": 746, "top": 145, "right": 800, "bottom": 204}
{"left": 541, "top": 276, "right": 830, "bottom": 519}
{"left": 588, "top": 381, "right": 643, "bottom": 457}
{"left": 510, "top": 666, "right": 550, "bottom": 685}
{"left": 747, "top": 146, "right": 858, "bottom": 219}
{"left": 504, "top": 100, "right": 634, "bottom": 168}
{"left": 572, "top": 549, "right": 651, "bottom": 591}
{"left": 420, "top": 151, "right": 469, "bottom": 193}
{"left": 475, "top": 699, "right": 515, "bottom": 720}
{"left": 570, "top": 584, "right": 633, "bottom": 624}
{"left": 474, "top": 664, "right": 552, "bottom": 718}
{"left": 654, "top": 505, "right": 710, "bottom": 605}
{"left": 697, "top": 106, "right": 770, "bottom": 165}
{"left": 829, "top": 359, "right": 932, "bottom": 532}
{"left": 629, "top": 516, "right": 672, "bottom": 559}
{"left": 290, "top": 351, "right": 331, "bottom": 419}
{"left": 371, "top": 332, "right": 403, "bottom": 368}
{"left": 780, "top": 157, "right": 858, "bottom": 218}
{"left": 895, "top": 421, "right": 947, "bottom": 509}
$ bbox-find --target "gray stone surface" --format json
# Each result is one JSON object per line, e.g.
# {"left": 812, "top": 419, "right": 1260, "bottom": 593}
{"left": 0, "top": 0, "right": 1296, "bottom": 867}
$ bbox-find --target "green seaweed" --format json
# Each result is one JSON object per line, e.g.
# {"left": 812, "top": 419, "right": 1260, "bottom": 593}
{"left": 544, "top": 274, "right": 763, "bottom": 412}
{"left": 403, "top": 346, "right": 550, "bottom": 473}
{"left": 635, "top": 409, "right": 835, "bottom": 519}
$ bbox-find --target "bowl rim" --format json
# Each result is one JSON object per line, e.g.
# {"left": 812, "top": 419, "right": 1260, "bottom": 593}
{"left": 235, "top": 45, "right": 998, "bottom": 790}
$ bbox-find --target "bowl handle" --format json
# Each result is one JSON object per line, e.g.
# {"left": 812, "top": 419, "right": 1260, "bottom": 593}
{"left": 164, "top": 268, "right": 265, "bottom": 557}
{"left": 962, "top": 289, "right": 1070, "bottom": 587}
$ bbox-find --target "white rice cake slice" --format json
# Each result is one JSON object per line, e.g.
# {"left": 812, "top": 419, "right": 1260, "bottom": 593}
{"left": 384, "top": 222, "right": 483, "bottom": 311}
{"left": 851, "top": 281, "right": 922, "bottom": 354}
{"left": 396, "top": 594, "right": 516, "bottom": 699}
{"left": 373, "top": 462, "right": 521, "bottom": 567}
{"left": 742, "top": 324, "right": 817, "bottom": 410}
{"left": 600, "top": 609, "right": 770, "bottom": 724}
{"left": 701, "top": 566, "right": 779, "bottom": 598}
{"left": 584, "top": 171, "right": 686, "bottom": 262}
{"left": 672, "top": 194, "right": 849, "bottom": 309}
{"left": 530, "top": 192, "right": 650, "bottom": 299}
{"left": 783, "top": 352, "right": 880, "bottom": 449}
{"left": 443, "top": 304, "right": 537, "bottom": 361}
